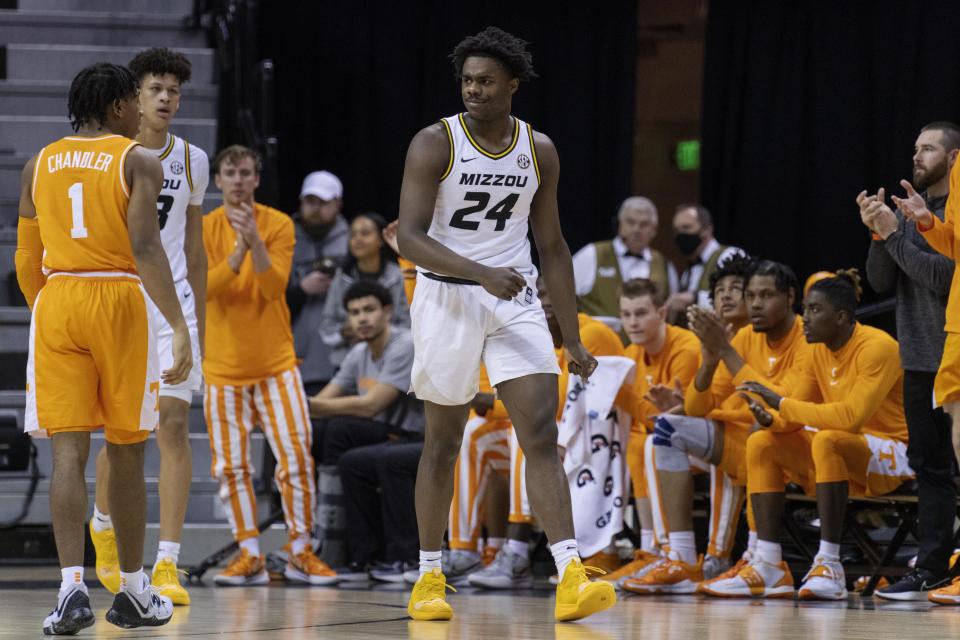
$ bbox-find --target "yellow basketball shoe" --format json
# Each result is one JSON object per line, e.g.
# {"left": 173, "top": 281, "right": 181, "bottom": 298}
{"left": 152, "top": 558, "right": 191, "bottom": 605}
{"left": 408, "top": 568, "right": 455, "bottom": 621}
{"left": 88, "top": 519, "right": 120, "bottom": 594}
{"left": 555, "top": 559, "right": 616, "bottom": 622}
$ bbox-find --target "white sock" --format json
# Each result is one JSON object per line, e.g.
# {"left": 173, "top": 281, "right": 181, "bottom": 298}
{"left": 239, "top": 537, "right": 260, "bottom": 557}
{"left": 756, "top": 540, "right": 782, "bottom": 566}
{"left": 747, "top": 531, "right": 758, "bottom": 554}
{"left": 506, "top": 538, "right": 529, "bottom": 559}
{"left": 817, "top": 540, "right": 841, "bottom": 562}
{"left": 550, "top": 539, "right": 579, "bottom": 576}
{"left": 668, "top": 531, "right": 698, "bottom": 565}
{"left": 640, "top": 529, "right": 656, "bottom": 552}
{"left": 92, "top": 505, "right": 112, "bottom": 533}
{"left": 119, "top": 569, "right": 147, "bottom": 593}
{"left": 60, "top": 566, "right": 84, "bottom": 592}
{"left": 419, "top": 550, "right": 442, "bottom": 576}
{"left": 486, "top": 537, "right": 505, "bottom": 550}
{"left": 290, "top": 537, "right": 309, "bottom": 555}
{"left": 156, "top": 540, "right": 180, "bottom": 565}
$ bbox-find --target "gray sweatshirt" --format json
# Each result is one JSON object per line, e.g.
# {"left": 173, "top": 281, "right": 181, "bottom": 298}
{"left": 319, "top": 260, "right": 411, "bottom": 369}
{"left": 865, "top": 193, "right": 951, "bottom": 372}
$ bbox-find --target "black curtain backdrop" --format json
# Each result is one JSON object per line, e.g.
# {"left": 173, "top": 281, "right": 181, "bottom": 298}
{"left": 258, "top": 1, "right": 636, "bottom": 255}
{"left": 701, "top": 0, "right": 960, "bottom": 301}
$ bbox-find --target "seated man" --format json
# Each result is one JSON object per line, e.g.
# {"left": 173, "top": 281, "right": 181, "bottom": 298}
{"left": 308, "top": 282, "right": 423, "bottom": 462}
{"left": 602, "top": 278, "right": 700, "bottom": 585}
{"left": 310, "top": 281, "right": 424, "bottom": 578}
{"left": 627, "top": 260, "right": 812, "bottom": 594}
{"left": 709, "top": 271, "right": 913, "bottom": 600}
{"left": 467, "top": 284, "right": 623, "bottom": 589}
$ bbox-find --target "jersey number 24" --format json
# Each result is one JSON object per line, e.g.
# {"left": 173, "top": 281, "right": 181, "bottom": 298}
{"left": 450, "top": 191, "right": 518, "bottom": 231}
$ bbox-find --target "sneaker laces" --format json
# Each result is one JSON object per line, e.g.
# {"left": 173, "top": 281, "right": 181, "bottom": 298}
{"left": 803, "top": 560, "right": 840, "bottom": 582}
{"left": 582, "top": 565, "right": 608, "bottom": 577}
{"left": 154, "top": 561, "right": 186, "bottom": 584}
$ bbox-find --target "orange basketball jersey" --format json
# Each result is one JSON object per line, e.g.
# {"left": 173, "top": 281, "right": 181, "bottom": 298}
{"left": 32, "top": 134, "right": 140, "bottom": 274}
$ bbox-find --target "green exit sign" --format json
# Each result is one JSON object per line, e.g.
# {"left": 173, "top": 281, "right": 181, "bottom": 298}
{"left": 675, "top": 139, "right": 700, "bottom": 171}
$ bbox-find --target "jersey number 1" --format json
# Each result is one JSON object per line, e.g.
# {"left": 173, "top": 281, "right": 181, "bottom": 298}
{"left": 450, "top": 192, "right": 519, "bottom": 231}
{"left": 67, "top": 182, "right": 88, "bottom": 239}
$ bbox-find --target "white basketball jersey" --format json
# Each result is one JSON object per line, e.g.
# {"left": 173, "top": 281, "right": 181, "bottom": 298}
{"left": 429, "top": 113, "right": 541, "bottom": 274}
{"left": 147, "top": 134, "right": 210, "bottom": 283}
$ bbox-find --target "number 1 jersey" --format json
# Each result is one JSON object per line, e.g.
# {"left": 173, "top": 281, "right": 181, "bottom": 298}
{"left": 148, "top": 133, "right": 209, "bottom": 284}
{"left": 429, "top": 113, "right": 541, "bottom": 274}
{"left": 32, "top": 134, "right": 141, "bottom": 274}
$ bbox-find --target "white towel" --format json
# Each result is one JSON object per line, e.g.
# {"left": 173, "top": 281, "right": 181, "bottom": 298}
{"left": 558, "top": 356, "right": 636, "bottom": 557}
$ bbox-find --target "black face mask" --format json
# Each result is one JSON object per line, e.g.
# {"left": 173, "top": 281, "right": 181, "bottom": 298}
{"left": 674, "top": 232, "right": 702, "bottom": 256}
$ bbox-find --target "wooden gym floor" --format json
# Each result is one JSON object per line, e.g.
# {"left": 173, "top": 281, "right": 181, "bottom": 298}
{"left": 1, "top": 571, "right": 959, "bottom": 639}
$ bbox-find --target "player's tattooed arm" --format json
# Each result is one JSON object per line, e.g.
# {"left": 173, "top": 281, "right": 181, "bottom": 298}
{"left": 397, "top": 124, "right": 525, "bottom": 301}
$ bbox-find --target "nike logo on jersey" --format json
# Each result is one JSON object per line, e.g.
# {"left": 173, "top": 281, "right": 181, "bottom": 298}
{"left": 461, "top": 156, "right": 478, "bottom": 163}
{"left": 184, "top": 291, "right": 191, "bottom": 299}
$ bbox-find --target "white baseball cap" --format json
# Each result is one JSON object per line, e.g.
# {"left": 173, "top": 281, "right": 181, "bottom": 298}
{"left": 300, "top": 170, "right": 343, "bottom": 201}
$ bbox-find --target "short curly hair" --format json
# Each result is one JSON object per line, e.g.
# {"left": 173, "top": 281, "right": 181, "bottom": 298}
{"left": 708, "top": 252, "right": 753, "bottom": 304}
{"left": 450, "top": 26, "right": 537, "bottom": 82}
{"left": 128, "top": 47, "right": 192, "bottom": 84}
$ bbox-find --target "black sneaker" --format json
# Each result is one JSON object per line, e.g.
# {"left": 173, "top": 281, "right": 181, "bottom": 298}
{"left": 43, "top": 584, "right": 95, "bottom": 636}
{"left": 105, "top": 587, "right": 174, "bottom": 628}
{"left": 370, "top": 560, "right": 418, "bottom": 583}
{"left": 875, "top": 568, "right": 951, "bottom": 601}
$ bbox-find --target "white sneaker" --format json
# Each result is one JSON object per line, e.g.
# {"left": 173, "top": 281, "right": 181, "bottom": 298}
{"left": 798, "top": 556, "right": 847, "bottom": 601}
{"left": 468, "top": 548, "right": 533, "bottom": 589}
{"left": 43, "top": 583, "right": 94, "bottom": 636}
{"left": 445, "top": 550, "right": 481, "bottom": 586}
{"left": 698, "top": 557, "right": 795, "bottom": 599}
{"left": 105, "top": 585, "right": 174, "bottom": 629}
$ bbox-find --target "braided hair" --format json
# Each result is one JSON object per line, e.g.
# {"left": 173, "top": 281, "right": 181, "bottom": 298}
{"left": 450, "top": 27, "right": 537, "bottom": 81}
{"left": 67, "top": 63, "right": 138, "bottom": 132}
{"left": 808, "top": 268, "right": 862, "bottom": 315}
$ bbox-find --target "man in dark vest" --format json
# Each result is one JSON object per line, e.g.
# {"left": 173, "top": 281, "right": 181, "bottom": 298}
{"left": 666, "top": 204, "right": 742, "bottom": 324}
{"left": 573, "top": 196, "right": 675, "bottom": 332}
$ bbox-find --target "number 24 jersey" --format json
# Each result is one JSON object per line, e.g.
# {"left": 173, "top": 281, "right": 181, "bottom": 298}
{"left": 429, "top": 113, "right": 542, "bottom": 274}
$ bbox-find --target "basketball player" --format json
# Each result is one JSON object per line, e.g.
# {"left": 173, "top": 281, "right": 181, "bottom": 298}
{"left": 643, "top": 261, "right": 811, "bottom": 596}
{"left": 89, "top": 47, "right": 208, "bottom": 607}
{"left": 16, "top": 63, "right": 190, "bottom": 633}
{"left": 397, "top": 27, "right": 615, "bottom": 621}
{"left": 720, "top": 271, "right": 911, "bottom": 600}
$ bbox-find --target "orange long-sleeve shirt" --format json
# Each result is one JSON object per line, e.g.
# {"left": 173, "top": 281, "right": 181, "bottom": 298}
{"left": 685, "top": 315, "right": 812, "bottom": 428}
{"left": 618, "top": 325, "right": 700, "bottom": 429}
{"left": 203, "top": 203, "right": 297, "bottom": 385}
{"left": 920, "top": 157, "right": 960, "bottom": 331}
{"left": 777, "top": 323, "right": 908, "bottom": 441}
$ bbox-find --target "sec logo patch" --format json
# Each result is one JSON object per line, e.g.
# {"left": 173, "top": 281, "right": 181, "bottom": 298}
{"left": 170, "top": 161, "right": 184, "bottom": 175}
{"left": 517, "top": 154, "right": 531, "bottom": 169}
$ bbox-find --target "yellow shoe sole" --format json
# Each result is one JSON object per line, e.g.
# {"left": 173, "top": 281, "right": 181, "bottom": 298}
{"left": 157, "top": 585, "right": 191, "bottom": 606}
{"left": 555, "top": 583, "right": 616, "bottom": 622}
{"left": 407, "top": 603, "right": 453, "bottom": 621}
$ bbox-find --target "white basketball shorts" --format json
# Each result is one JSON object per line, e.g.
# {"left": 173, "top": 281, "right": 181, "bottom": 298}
{"left": 148, "top": 278, "right": 203, "bottom": 402}
{"left": 410, "top": 272, "right": 560, "bottom": 406}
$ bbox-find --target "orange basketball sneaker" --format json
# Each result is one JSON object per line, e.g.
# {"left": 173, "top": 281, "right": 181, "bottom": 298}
{"left": 929, "top": 577, "right": 960, "bottom": 605}
{"left": 621, "top": 554, "right": 704, "bottom": 595}
{"left": 601, "top": 549, "right": 662, "bottom": 587}
{"left": 698, "top": 557, "right": 794, "bottom": 599}
{"left": 214, "top": 549, "right": 269, "bottom": 586}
